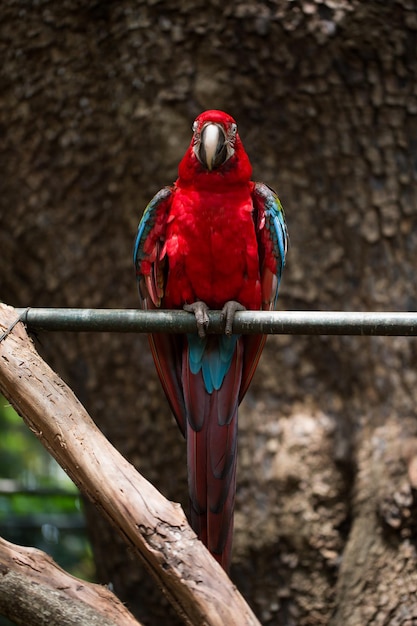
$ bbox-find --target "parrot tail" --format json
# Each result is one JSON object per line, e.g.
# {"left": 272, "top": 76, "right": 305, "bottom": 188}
{"left": 183, "top": 335, "right": 242, "bottom": 571}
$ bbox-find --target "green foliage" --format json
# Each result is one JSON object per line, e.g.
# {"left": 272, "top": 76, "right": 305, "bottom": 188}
{"left": 0, "top": 396, "right": 95, "bottom": 622}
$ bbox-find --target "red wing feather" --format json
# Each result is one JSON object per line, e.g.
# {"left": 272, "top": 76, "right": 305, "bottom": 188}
{"left": 133, "top": 186, "right": 173, "bottom": 308}
{"left": 148, "top": 332, "right": 186, "bottom": 436}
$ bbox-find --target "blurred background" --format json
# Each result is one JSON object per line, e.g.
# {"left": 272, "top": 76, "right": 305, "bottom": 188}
{"left": 0, "top": 397, "right": 93, "bottom": 626}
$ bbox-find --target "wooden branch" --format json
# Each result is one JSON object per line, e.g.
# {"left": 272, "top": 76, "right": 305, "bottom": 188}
{"left": 0, "top": 304, "right": 260, "bottom": 626}
{"left": 0, "top": 536, "right": 141, "bottom": 626}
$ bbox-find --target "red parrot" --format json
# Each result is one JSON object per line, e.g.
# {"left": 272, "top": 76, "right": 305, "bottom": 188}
{"left": 134, "top": 110, "right": 287, "bottom": 571}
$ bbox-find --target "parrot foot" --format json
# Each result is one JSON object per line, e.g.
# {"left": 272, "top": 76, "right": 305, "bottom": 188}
{"left": 221, "top": 301, "right": 246, "bottom": 336}
{"left": 184, "top": 301, "right": 210, "bottom": 338}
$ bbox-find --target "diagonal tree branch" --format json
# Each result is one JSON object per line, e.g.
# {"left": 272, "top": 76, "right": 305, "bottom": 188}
{"left": 0, "top": 303, "right": 260, "bottom": 626}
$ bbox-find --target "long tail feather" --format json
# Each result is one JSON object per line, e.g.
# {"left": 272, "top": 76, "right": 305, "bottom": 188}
{"left": 183, "top": 336, "right": 242, "bottom": 571}
{"left": 147, "top": 328, "right": 265, "bottom": 571}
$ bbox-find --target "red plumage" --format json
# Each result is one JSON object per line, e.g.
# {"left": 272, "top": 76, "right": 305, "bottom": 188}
{"left": 134, "top": 110, "right": 287, "bottom": 571}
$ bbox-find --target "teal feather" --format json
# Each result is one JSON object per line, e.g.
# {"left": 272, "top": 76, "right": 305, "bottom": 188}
{"left": 133, "top": 187, "right": 172, "bottom": 268}
{"left": 254, "top": 182, "right": 288, "bottom": 308}
{"left": 187, "top": 334, "right": 239, "bottom": 394}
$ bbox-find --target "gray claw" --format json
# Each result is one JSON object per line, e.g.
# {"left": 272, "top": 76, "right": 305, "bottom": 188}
{"left": 221, "top": 300, "right": 246, "bottom": 336}
{"left": 183, "top": 301, "right": 210, "bottom": 338}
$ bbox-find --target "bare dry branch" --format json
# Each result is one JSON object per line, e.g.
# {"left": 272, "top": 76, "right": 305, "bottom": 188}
{"left": 0, "top": 536, "right": 141, "bottom": 626}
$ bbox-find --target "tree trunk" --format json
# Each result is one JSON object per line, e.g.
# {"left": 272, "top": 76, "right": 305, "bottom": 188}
{"left": 1, "top": 1, "right": 417, "bottom": 624}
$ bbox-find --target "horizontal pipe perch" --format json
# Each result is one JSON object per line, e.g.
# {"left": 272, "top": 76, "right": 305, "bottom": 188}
{"left": 14, "top": 308, "right": 417, "bottom": 336}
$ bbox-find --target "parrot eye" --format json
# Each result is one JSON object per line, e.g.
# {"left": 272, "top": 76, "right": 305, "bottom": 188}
{"left": 230, "top": 123, "right": 237, "bottom": 135}
{"left": 192, "top": 120, "right": 198, "bottom": 132}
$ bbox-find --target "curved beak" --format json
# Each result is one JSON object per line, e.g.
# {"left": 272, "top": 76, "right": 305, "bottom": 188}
{"left": 198, "top": 123, "right": 228, "bottom": 171}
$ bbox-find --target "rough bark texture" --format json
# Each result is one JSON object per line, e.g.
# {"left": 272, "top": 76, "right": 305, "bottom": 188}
{"left": 1, "top": 1, "right": 417, "bottom": 624}
{"left": 0, "top": 536, "right": 141, "bottom": 626}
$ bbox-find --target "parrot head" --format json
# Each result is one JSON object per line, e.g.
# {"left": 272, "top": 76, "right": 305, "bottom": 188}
{"left": 178, "top": 109, "right": 252, "bottom": 184}
{"left": 192, "top": 110, "right": 238, "bottom": 171}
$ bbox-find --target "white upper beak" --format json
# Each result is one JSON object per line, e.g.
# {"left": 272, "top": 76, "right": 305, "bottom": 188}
{"left": 202, "top": 123, "right": 222, "bottom": 171}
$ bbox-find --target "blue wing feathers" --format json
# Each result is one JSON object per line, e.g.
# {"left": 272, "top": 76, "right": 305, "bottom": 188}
{"left": 133, "top": 186, "right": 172, "bottom": 269}
{"left": 273, "top": 211, "right": 287, "bottom": 282}
{"left": 253, "top": 182, "right": 288, "bottom": 308}
{"left": 262, "top": 185, "right": 287, "bottom": 273}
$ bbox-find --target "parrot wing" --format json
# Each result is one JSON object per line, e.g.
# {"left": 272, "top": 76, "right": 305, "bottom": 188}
{"left": 133, "top": 186, "right": 173, "bottom": 309}
{"left": 253, "top": 181, "right": 288, "bottom": 311}
{"left": 239, "top": 182, "right": 288, "bottom": 401}
{"left": 133, "top": 186, "right": 187, "bottom": 434}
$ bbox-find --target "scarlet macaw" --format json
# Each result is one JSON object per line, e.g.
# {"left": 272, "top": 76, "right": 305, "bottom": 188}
{"left": 134, "top": 110, "right": 287, "bottom": 571}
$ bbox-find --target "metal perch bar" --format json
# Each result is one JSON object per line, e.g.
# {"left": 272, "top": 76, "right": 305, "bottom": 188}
{"left": 15, "top": 308, "right": 417, "bottom": 336}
